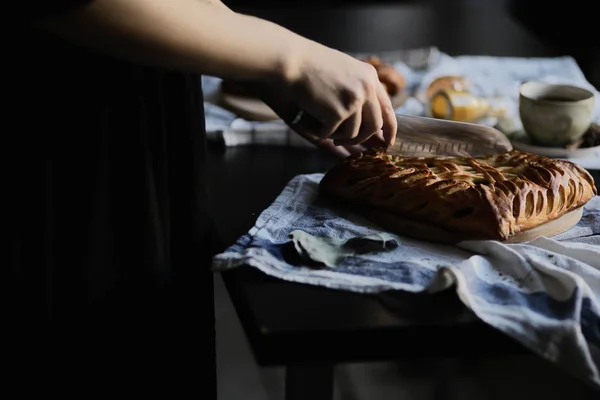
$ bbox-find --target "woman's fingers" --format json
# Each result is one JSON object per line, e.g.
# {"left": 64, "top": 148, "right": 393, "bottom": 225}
{"left": 330, "top": 110, "right": 361, "bottom": 143}
{"left": 313, "top": 140, "right": 352, "bottom": 158}
{"left": 362, "top": 132, "right": 388, "bottom": 148}
{"left": 375, "top": 81, "right": 398, "bottom": 145}
{"left": 236, "top": 50, "right": 397, "bottom": 156}
{"left": 294, "top": 61, "right": 377, "bottom": 141}
{"left": 333, "top": 95, "right": 383, "bottom": 146}
{"left": 320, "top": 73, "right": 393, "bottom": 146}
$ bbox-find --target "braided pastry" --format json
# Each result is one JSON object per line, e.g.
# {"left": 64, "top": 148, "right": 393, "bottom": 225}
{"left": 319, "top": 148, "right": 597, "bottom": 242}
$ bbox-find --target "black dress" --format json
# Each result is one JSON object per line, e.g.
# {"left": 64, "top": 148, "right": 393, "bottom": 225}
{"left": 7, "top": 2, "right": 216, "bottom": 396}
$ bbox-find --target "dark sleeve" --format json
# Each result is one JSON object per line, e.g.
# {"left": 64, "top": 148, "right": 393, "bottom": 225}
{"left": 12, "top": 1, "right": 94, "bottom": 22}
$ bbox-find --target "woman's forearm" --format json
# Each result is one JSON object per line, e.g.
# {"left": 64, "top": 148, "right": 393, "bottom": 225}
{"left": 33, "top": 0, "right": 308, "bottom": 82}
{"left": 198, "top": 0, "right": 232, "bottom": 12}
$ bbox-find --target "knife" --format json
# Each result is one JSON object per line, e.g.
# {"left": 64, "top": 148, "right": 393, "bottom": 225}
{"left": 387, "top": 114, "right": 513, "bottom": 157}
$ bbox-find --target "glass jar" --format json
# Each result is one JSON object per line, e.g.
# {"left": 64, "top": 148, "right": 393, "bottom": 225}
{"left": 430, "top": 89, "right": 507, "bottom": 123}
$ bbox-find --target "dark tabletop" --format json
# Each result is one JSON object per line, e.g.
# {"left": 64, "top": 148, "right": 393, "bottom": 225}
{"left": 208, "top": 2, "right": 598, "bottom": 367}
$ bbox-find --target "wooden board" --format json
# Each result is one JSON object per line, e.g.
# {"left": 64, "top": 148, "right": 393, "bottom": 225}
{"left": 504, "top": 207, "right": 583, "bottom": 243}
{"left": 216, "top": 89, "right": 410, "bottom": 122}
{"left": 365, "top": 206, "right": 584, "bottom": 244}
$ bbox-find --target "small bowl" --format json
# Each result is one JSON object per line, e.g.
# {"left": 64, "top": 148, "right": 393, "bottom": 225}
{"left": 519, "top": 81, "right": 595, "bottom": 147}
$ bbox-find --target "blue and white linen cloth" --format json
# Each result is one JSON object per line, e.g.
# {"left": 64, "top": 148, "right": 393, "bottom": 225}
{"left": 212, "top": 173, "right": 600, "bottom": 389}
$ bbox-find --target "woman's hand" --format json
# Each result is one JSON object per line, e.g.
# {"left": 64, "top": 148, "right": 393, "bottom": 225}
{"left": 280, "top": 42, "right": 398, "bottom": 149}
{"left": 243, "top": 79, "right": 392, "bottom": 158}
{"left": 241, "top": 42, "right": 398, "bottom": 157}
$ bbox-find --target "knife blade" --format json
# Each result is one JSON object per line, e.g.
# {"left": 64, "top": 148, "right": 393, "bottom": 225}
{"left": 387, "top": 114, "right": 513, "bottom": 157}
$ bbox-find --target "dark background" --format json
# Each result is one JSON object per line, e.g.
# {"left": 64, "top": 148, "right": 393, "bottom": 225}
{"left": 223, "top": 0, "right": 599, "bottom": 88}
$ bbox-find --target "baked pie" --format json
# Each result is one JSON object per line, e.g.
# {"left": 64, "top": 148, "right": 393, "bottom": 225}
{"left": 319, "top": 148, "right": 597, "bottom": 242}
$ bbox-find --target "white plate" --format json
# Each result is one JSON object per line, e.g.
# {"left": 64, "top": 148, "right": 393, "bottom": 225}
{"left": 509, "top": 130, "right": 600, "bottom": 159}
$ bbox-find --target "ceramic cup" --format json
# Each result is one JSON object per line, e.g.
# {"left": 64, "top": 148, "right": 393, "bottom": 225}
{"left": 519, "top": 81, "right": 595, "bottom": 147}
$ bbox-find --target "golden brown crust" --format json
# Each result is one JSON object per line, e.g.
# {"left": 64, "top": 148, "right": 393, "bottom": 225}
{"left": 319, "top": 148, "right": 597, "bottom": 241}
